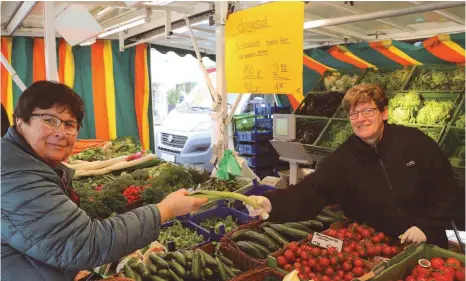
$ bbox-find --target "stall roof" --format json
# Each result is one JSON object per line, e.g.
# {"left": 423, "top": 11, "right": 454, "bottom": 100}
{"left": 1, "top": 1, "right": 465, "bottom": 53}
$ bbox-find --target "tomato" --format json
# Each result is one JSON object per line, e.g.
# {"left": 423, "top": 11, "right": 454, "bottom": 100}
{"left": 309, "top": 258, "right": 317, "bottom": 268}
{"left": 352, "top": 266, "right": 365, "bottom": 277}
{"left": 447, "top": 258, "right": 462, "bottom": 269}
{"left": 367, "top": 246, "right": 378, "bottom": 257}
{"left": 352, "top": 251, "right": 360, "bottom": 258}
{"left": 354, "top": 258, "right": 365, "bottom": 267}
{"left": 338, "top": 233, "right": 346, "bottom": 240}
{"left": 337, "top": 270, "right": 346, "bottom": 277}
{"left": 377, "top": 232, "right": 386, "bottom": 240}
{"left": 325, "top": 267, "right": 335, "bottom": 276}
{"left": 328, "top": 247, "right": 338, "bottom": 256}
{"left": 289, "top": 242, "right": 299, "bottom": 252}
{"left": 344, "top": 273, "right": 355, "bottom": 281}
{"left": 343, "top": 261, "right": 353, "bottom": 272}
{"left": 433, "top": 272, "right": 452, "bottom": 281}
{"left": 376, "top": 244, "right": 383, "bottom": 255}
{"left": 368, "top": 227, "right": 375, "bottom": 234}
{"left": 304, "top": 266, "right": 311, "bottom": 274}
{"left": 333, "top": 276, "right": 342, "bottom": 281}
{"left": 298, "top": 273, "right": 307, "bottom": 280}
{"left": 383, "top": 246, "right": 393, "bottom": 257}
{"left": 391, "top": 246, "right": 401, "bottom": 256}
{"left": 431, "top": 258, "right": 446, "bottom": 270}
{"left": 372, "top": 236, "right": 381, "bottom": 244}
{"left": 277, "top": 256, "right": 288, "bottom": 267}
{"left": 284, "top": 264, "right": 292, "bottom": 271}
{"left": 346, "top": 232, "right": 355, "bottom": 240}
{"left": 311, "top": 248, "right": 322, "bottom": 256}
{"left": 358, "top": 249, "right": 367, "bottom": 257}
{"left": 320, "top": 257, "right": 331, "bottom": 267}
{"left": 294, "top": 262, "right": 302, "bottom": 269}
{"left": 284, "top": 250, "right": 295, "bottom": 261}
{"left": 362, "top": 229, "right": 372, "bottom": 238}
{"left": 322, "top": 276, "right": 332, "bottom": 281}
{"left": 336, "top": 264, "right": 343, "bottom": 271}
{"left": 355, "top": 234, "right": 363, "bottom": 241}
{"left": 415, "top": 266, "right": 431, "bottom": 278}
{"left": 321, "top": 249, "right": 329, "bottom": 256}
{"left": 297, "top": 249, "right": 303, "bottom": 257}
{"left": 331, "top": 257, "right": 338, "bottom": 265}
{"left": 315, "top": 265, "right": 324, "bottom": 273}
{"left": 406, "top": 275, "right": 416, "bottom": 281}
{"left": 455, "top": 268, "right": 465, "bottom": 281}
{"left": 328, "top": 229, "right": 338, "bottom": 238}
{"left": 301, "top": 251, "right": 310, "bottom": 260}
{"left": 343, "top": 246, "right": 353, "bottom": 254}
{"left": 297, "top": 258, "right": 302, "bottom": 262}
{"left": 337, "top": 252, "right": 346, "bottom": 260}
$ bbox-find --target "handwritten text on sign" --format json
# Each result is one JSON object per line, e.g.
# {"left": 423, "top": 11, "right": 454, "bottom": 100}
{"left": 310, "top": 232, "right": 344, "bottom": 252}
{"left": 225, "top": 2, "right": 304, "bottom": 94}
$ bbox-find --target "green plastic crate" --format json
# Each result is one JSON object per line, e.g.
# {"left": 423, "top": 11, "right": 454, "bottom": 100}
{"left": 372, "top": 244, "right": 465, "bottom": 281}
{"left": 315, "top": 119, "right": 353, "bottom": 150}
{"left": 295, "top": 116, "right": 330, "bottom": 145}
{"left": 450, "top": 96, "right": 465, "bottom": 128}
{"left": 441, "top": 126, "right": 465, "bottom": 169}
{"left": 357, "top": 66, "right": 414, "bottom": 93}
{"left": 407, "top": 64, "right": 465, "bottom": 92}
{"left": 404, "top": 124, "right": 445, "bottom": 143}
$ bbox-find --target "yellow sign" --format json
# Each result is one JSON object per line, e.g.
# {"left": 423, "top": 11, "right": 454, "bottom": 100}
{"left": 225, "top": 2, "right": 304, "bottom": 95}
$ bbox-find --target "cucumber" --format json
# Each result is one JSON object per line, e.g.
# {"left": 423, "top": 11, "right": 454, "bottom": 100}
{"left": 168, "top": 260, "right": 185, "bottom": 277}
{"left": 198, "top": 249, "right": 217, "bottom": 267}
{"left": 230, "top": 229, "right": 252, "bottom": 241}
{"left": 262, "top": 227, "right": 289, "bottom": 246}
{"left": 320, "top": 208, "right": 344, "bottom": 220}
{"left": 224, "top": 264, "right": 236, "bottom": 277}
{"left": 149, "top": 253, "right": 169, "bottom": 269}
{"left": 219, "top": 255, "right": 234, "bottom": 267}
{"left": 157, "top": 269, "right": 169, "bottom": 278}
{"left": 172, "top": 251, "right": 187, "bottom": 267}
{"left": 231, "top": 267, "right": 242, "bottom": 275}
{"left": 129, "top": 262, "right": 140, "bottom": 270}
{"left": 203, "top": 268, "right": 214, "bottom": 277}
{"left": 133, "top": 271, "right": 143, "bottom": 281}
{"left": 147, "top": 276, "right": 167, "bottom": 281}
{"left": 146, "top": 263, "right": 158, "bottom": 274}
{"left": 236, "top": 241, "right": 267, "bottom": 259}
{"left": 191, "top": 250, "right": 201, "bottom": 280}
{"left": 168, "top": 269, "right": 183, "bottom": 281}
{"left": 269, "top": 223, "right": 309, "bottom": 240}
{"left": 199, "top": 250, "right": 207, "bottom": 268}
{"left": 260, "top": 221, "right": 273, "bottom": 228}
{"left": 284, "top": 222, "right": 313, "bottom": 233}
{"left": 135, "top": 263, "right": 151, "bottom": 278}
{"left": 181, "top": 250, "right": 193, "bottom": 261}
{"left": 127, "top": 257, "right": 139, "bottom": 266}
{"left": 246, "top": 240, "right": 271, "bottom": 255}
{"left": 300, "top": 220, "right": 324, "bottom": 230}
{"left": 124, "top": 264, "right": 136, "bottom": 280}
{"left": 215, "top": 257, "right": 229, "bottom": 281}
{"left": 238, "top": 231, "right": 279, "bottom": 251}
{"left": 316, "top": 214, "right": 338, "bottom": 224}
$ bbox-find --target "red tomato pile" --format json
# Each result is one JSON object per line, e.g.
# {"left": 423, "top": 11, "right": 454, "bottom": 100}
{"left": 122, "top": 185, "right": 145, "bottom": 205}
{"left": 323, "top": 222, "right": 401, "bottom": 259}
{"left": 397, "top": 257, "right": 464, "bottom": 281}
{"left": 276, "top": 241, "right": 372, "bottom": 281}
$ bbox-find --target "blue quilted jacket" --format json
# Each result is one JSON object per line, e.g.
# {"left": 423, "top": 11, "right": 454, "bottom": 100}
{"left": 1, "top": 127, "right": 162, "bottom": 281}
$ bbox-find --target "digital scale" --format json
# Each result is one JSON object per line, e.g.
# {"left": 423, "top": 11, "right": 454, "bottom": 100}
{"left": 270, "top": 114, "right": 313, "bottom": 185}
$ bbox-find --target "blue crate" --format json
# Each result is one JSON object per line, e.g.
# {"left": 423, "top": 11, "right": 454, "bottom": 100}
{"left": 244, "top": 154, "right": 277, "bottom": 167}
{"left": 236, "top": 130, "right": 273, "bottom": 142}
{"left": 254, "top": 105, "right": 290, "bottom": 116}
{"left": 189, "top": 203, "right": 254, "bottom": 241}
{"left": 255, "top": 118, "right": 273, "bottom": 129}
{"left": 161, "top": 219, "right": 211, "bottom": 251}
{"left": 237, "top": 143, "right": 270, "bottom": 155}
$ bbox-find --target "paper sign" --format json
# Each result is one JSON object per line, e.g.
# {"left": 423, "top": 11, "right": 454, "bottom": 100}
{"left": 225, "top": 2, "right": 304, "bottom": 94}
{"left": 311, "top": 232, "right": 344, "bottom": 252}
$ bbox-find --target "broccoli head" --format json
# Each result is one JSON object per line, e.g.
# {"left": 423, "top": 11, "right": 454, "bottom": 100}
{"left": 132, "top": 169, "right": 150, "bottom": 181}
{"left": 142, "top": 187, "right": 166, "bottom": 204}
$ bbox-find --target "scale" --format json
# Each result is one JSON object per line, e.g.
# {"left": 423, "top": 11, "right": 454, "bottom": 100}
{"left": 270, "top": 114, "right": 313, "bottom": 185}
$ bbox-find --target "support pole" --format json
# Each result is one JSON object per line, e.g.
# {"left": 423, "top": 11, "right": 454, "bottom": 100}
{"left": 0, "top": 53, "right": 27, "bottom": 91}
{"left": 44, "top": 2, "right": 59, "bottom": 81}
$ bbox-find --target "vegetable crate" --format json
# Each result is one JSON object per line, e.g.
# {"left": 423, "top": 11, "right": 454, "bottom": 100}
{"left": 315, "top": 119, "right": 353, "bottom": 150}
{"left": 440, "top": 126, "right": 465, "bottom": 177}
{"left": 254, "top": 104, "right": 290, "bottom": 116}
{"left": 160, "top": 220, "right": 211, "bottom": 251}
{"left": 295, "top": 116, "right": 331, "bottom": 146}
{"left": 236, "top": 143, "right": 270, "bottom": 155}
{"left": 357, "top": 65, "right": 414, "bottom": 93}
{"left": 228, "top": 265, "right": 285, "bottom": 281}
{"left": 236, "top": 131, "right": 273, "bottom": 142}
{"left": 372, "top": 244, "right": 465, "bottom": 281}
{"left": 311, "top": 70, "right": 364, "bottom": 93}
{"left": 189, "top": 203, "right": 254, "bottom": 241}
{"left": 406, "top": 64, "right": 465, "bottom": 92}
{"left": 293, "top": 92, "right": 345, "bottom": 117}
{"left": 234, "top": 114, "right": 273, "bottom": 132}
{"left": 450, "top": 94, "right": 465, "bottom": 129}
{"left": 404, "top": 124, "right": 445, "bottom": 143}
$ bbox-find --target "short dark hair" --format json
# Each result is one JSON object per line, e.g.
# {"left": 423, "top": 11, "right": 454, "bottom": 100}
{"left": 342, "top": 84, "right": 388, "bottom": 112}
{"left": 13, "top": 80, "right": 84, "bottom": 124}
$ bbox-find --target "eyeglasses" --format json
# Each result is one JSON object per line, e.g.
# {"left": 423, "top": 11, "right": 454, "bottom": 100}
{"left": 31, "top": 114, "right": 81, "bottom": 136}
{"left": 348, "top": 108, "right": 378, "bottom": 120}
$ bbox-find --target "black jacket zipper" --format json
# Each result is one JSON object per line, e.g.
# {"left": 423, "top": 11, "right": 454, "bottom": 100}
{"left": 375, "top": 146, "right": 403, "bottom": 217}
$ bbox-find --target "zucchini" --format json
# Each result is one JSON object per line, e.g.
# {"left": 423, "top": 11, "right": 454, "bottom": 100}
{"left": 147, "top": 276, "right": 167, "bottom": 281}
{"left": 230, "top": 229, "right": 252, "bottom": 241}
{"left": 284, "top": 222, "right": 313, "bottom": 233}
{"left": 181, "top": 250, "right": 193, "bottom": 261}
{"left": 199, "top": 250, "right": 207, "bottom": 268}
{"left": 238, "top": 231, "right": 279, "bottom": 251}
{"left": 316, "top": 214, "right": 338, "bottom": 224}
{"left": 219, "top": 255, "right": 234, "bottom": 267}
{"left": 146, "top": 263, "right": 158, "bottom": 274}
{"left": 269, "top": 224, "right": 309, "bottom": 240}
{"left": 262, "top": 227, "right": 289, "bottom": 246}
{"left": 215, "top": 257, "right": 229, "bottom": 281}
{"left": 168, "top": 269, "right": 183, "bottom": 281}
{"left": 149, "top": 253, "right": 169, "bottom": 269}
{"left": 168, "top": 260, "right": 185, "bottom": 277}
{"left": 191, "top": 250, "right": 201, "bottom": 280}
{"left": 236, "top": 241, "right": 267, "bottom": 259}
{"left": 198, "top": 249, "right": 218, "bottom": 267}
{"left": 157, "top": 269, "right": 169, "bottom": 278}
{"left": 123, "top": 264, "right": 136, "bottom": 280}
{"left": 172, "top": 251, "right": 187, "bottom": 267}
{"left": 135, "top": 263, "right": 151, "bottom": 278}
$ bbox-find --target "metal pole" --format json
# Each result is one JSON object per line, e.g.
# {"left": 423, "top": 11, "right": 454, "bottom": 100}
{"left": 304, "top": 1, "right": 465, "bottom": 29}
{"left": 44, "top": 2, "right": 59, "bottom": 81}
{"left": 0, "top": 53, "right": 27, "bottom": 91}
{"left": 451, "top": 221, "right": 465, "bottom": 254}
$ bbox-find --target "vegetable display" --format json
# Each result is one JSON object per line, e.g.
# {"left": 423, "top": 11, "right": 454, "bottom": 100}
{"left": 200, "top": 216, "right": 239, "bottom": 235}
{"left": 118, "top": 247, "right": 244, "bottom": 281}
{"left": 449, "top": 145, "right": 465, "bottom": 168}
{"left": 455, "top": 115, "right": 465, "bottom": 128}
{"left": 70, "top": 137, "right": 143, "bottom": 162}
{"left": 296, "top": 119, "right": 326, "bottom": 145}
{"left": 410, "top": 67, "right": 465, "bottom": 91}
{"left": 297, "top": 92, "right": 344, "bottom": 117}
{"left": 198, "top": 178, "right": 249, "bottom": 192}
{"left": 323, "top": 73, "right": 360, "bottom": 93}
{"left": 359, "top": 68, "right": 409, "bottom": 92}
{"left": 397, "top": 257, "right": 464, "bottom": 281}
{"left": 319, "top": 122, "right": 353, "bottom": 149}
{"left": 159, "top": 220, "right": 206, "bottom": 250}
{"left": 416, "top": 101, "right": 454, "bottom": 125}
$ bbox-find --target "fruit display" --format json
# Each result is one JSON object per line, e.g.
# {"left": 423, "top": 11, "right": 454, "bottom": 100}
{"left": 274, "top": 240, "right": 373, "bottom": 281}
{"left": 397, "top": 257, "right": 464, "bottom": 281}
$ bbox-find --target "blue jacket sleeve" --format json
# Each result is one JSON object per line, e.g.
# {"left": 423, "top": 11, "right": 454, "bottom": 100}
{"left": 1, "top": 171, "right": 162, "bottom": 271}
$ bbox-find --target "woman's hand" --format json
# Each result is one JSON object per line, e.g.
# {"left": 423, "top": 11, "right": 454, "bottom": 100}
{"left": 245, "top": 195, "right": 272, "bottom": 219}
{"left": 156, "top": 189, "right": 208, "bottom": 223}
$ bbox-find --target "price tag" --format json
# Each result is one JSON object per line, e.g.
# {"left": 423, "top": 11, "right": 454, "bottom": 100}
{"left": 310, "top": 232, "right": 344, "bottom": 252}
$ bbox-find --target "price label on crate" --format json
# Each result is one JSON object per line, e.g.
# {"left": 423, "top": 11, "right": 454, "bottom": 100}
{"left": 310, "top": 232, "right": 344, "bottom": 252}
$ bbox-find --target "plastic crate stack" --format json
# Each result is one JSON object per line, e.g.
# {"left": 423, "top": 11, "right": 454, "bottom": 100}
{"left": 234, "top": 104, "right": 288, "bottom": 179}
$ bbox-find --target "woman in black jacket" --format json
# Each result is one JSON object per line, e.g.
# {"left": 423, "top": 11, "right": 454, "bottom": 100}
{"left": 2, "top": 103, "right": 10, "bottom": 136}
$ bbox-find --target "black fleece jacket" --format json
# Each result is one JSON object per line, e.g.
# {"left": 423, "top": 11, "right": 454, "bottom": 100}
{"left": 264, "top": 124, "right": 456, "bottom": 247}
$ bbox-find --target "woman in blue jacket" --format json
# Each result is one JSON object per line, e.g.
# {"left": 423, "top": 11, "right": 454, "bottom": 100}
{"left": 1, "top": 80, "right": 207, "bottom": 281}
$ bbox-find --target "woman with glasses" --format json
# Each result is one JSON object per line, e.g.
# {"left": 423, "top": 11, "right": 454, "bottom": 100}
{"left": 247, "top": 84, "right": 456, "bottom": 249}
{"left": 1, "top": 81, "right": 207, "bottom": 281}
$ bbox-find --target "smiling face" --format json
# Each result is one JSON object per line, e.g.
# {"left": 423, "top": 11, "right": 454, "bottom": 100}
{"left": 16, "top": 105, "right": 78, "bottom": 166}
{"left": 349, "top": 100, "right": 388, "bottom": 146}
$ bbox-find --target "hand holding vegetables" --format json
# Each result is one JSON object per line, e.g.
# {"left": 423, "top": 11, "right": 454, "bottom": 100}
{"left": 156, "top": 189, "right": 208, "bottom": 223}
{"left": 245, "top": 195, "right": 272, "bottom": 219}
{"left": 399, "top": 226, "right": 427, "bottom": 244}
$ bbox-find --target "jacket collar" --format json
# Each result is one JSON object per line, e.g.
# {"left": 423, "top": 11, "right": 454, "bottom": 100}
{"left": 349, "top": 122, "right": 393, "bottom": 161}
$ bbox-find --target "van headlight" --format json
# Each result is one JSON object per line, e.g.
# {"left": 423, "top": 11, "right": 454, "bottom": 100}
{"left": 191, "top": 122, "right": 211, "bottom": 132}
